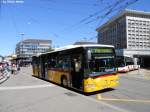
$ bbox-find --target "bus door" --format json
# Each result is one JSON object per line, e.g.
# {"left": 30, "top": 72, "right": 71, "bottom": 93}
{"left": 71, "top": 55, "right": 83, "bottom": 89}
{"left": 44, "top": 62, "right": 48, "bottom": 80}
{"left": 40, "top": 56, "right": 46, "bottom": 79}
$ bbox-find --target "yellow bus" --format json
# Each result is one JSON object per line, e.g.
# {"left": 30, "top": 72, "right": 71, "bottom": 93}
{"left": 32, "top": 44, "right": 119, "bottom": 93}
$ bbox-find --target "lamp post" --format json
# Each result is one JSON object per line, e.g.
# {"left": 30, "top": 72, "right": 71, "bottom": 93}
{"left": 20, "top": 33, "right": 24, "bottom": 66}
{"left": 20, "top": 33, "right": 24, "bottom": 41}
{"left": 20, "top": 33, "right": 24, "bottom": 56}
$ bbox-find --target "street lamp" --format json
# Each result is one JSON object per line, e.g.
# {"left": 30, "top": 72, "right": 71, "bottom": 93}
{"left": 20, "top": 33, "right": 24, "bottom": 42}
{"left": 20, "top": 33, "right": 24, "bottom": 66}
{"left": 20, "top": 33, "right": 24, "bottom": 55}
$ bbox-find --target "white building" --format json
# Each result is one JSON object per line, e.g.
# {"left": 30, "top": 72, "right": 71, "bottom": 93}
{"left": 16, "top": 39, "right": 52, "bottom": 65}
{"left": 97, "top": 9, "right": 150, "bottom": 67}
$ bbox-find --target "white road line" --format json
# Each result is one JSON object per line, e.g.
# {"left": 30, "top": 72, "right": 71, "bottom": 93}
{"left": 100, "top": 98, "right": 150, "bottom": 103}
{"left": 0, "top": 84, "right": 55, "bottom": 91}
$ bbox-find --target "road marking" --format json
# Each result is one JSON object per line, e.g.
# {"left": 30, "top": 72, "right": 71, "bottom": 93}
{"left": 65, "top": 92, "right": 130, "bottom": 112}
{"left": 100, "top": 98, "right": 150, "bottom": 103}
{"left": 82, "top": 95, "right": 130, "bottom": 112}
{"left": 0, "top": 84, "right": 55, "bottom": 91}
{"left": 96, "top": 94, "right": 102, "bottom": 100}
{"left": 96, "top": 94, "right": 150, "bottom": 103}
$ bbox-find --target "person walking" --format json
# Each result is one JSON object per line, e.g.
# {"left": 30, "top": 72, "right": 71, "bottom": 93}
{"left": 11, "top": 63, "right": 17, "bottom": 75}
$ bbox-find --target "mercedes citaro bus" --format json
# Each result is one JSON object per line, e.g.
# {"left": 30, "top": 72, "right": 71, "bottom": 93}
{"left": 32, "top": 44, "right": 119, "bottom": 93}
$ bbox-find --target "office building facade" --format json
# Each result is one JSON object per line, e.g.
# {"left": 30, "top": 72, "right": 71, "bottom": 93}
{"left": 16, "top": 39, "right": 52, "bottom": 65}
{"left": 97, "top": 9, "right": 150, "bottom": 67}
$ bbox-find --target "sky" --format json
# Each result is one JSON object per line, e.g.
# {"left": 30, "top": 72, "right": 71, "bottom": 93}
{"left": 0, "top": 0, "right": 150, "bottom": 56}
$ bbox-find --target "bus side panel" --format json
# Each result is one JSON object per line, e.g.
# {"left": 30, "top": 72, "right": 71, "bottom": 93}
{"left": 47, "top": 70, "right": 60, "bottom": 84}
{"left": 32, "top": 65, "right": 39, "bottom": 77}
{"left": 35, "top": 66, "right": 40, "bottom": 77}
{"left": 32, "top": 66, "right": 36, "bottom": 76}
{"left": 84, "top": 75, "right": 119, "bottom": 93}
{"left": 118, "top": 66, "right": 129, "bottom": 73}
{"left": 47, "top": 69, "right": 70, "bottom": 85}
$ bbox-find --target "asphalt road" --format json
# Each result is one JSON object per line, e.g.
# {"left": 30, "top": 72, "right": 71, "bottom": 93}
{"left": 90, "top": 75, "right": 150, "bottom": 112}
{"left": 0, "top": 67, "right": 150, "bottom": 112}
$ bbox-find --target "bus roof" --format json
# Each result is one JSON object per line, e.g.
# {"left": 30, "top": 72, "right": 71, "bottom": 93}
{"left": 40, "top": 44, "right": 114, "bottom": 56}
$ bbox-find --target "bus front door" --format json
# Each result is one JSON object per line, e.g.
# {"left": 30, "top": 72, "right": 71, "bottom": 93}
{"left": 71, "top": 57, "right": 83, "bottom": 90}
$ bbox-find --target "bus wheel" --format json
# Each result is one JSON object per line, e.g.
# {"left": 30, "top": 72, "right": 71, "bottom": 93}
{"left": 61, "top": 76, "right": 68, "bottom": 87}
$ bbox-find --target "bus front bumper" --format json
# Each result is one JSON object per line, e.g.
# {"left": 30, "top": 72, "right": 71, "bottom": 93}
{"left": 83, "top": 75, "right": 119, "bottom": 93}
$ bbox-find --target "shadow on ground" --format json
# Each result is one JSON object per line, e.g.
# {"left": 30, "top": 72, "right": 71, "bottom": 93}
{"left": 33, "top": 75, "right": 116, "bottom": 96}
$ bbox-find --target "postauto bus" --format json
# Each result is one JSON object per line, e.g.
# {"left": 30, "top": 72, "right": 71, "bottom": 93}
{"left": 32, "top": 44, "right": 119, "bottom": 93}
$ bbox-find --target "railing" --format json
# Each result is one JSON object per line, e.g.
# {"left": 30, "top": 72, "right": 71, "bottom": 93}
{"left": 0, "top": 68, "right": 10, "bottom": 83}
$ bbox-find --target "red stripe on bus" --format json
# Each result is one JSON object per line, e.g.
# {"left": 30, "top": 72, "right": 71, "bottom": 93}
{"left": 94, "top": 74, "right": 114, "bottom": 78}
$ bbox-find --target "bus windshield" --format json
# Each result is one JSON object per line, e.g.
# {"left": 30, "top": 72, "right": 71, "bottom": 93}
{"left": 89, "top": 56, "right": 115, "bottom": 71}
{"left": 87, "top": 48, "right": 116, "bottom": 77}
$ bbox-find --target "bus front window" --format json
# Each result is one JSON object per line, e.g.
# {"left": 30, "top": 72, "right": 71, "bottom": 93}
{"left": 88, "top": 56, "right": 116, "bottom": 76}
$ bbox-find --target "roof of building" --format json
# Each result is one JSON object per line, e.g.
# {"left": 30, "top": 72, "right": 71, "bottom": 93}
{"left": 17, "top": 39, "right": 52, "bottom": 45}
{"left": 96, "top": 9, "right": 150, "bottom": 32}
{"left": 23, "top": 39, "right": 52, "bottom": 43}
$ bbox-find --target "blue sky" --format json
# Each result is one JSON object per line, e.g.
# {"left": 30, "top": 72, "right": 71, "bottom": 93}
{"left": 0, "top": 0, "right": 150, "bottom": 56}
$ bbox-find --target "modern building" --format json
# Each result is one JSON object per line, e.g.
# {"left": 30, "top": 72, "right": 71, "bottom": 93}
{"left": 16, "top": 39, "right": 52, "bottom": 65}
{"left": 96, "top": 9, "right": 150, "bottom": 67}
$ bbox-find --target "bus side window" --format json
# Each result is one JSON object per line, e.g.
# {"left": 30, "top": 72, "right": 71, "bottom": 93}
{"left": 56, "top": 57, "right": 70, "bottom": 71}
{"left": 56, "top": 60, "right": 63, "bottom": 69}
{"left": 47, "top": 58, "right": 56, "bottom": 69}
{"left": 51, "top": 60, "right": 56, "bottom": 68}
{"left": 62, "top": 59, "right": 70, "bottom": 71}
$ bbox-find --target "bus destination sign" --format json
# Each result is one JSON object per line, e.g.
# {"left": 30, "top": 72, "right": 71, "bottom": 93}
{"left": 91, "top": 48, "right": 113, "bottom": 54}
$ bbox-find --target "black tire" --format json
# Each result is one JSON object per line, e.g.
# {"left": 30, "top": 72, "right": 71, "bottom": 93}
{"left": 61, "top": 76, "right": 68, "bottom": 87}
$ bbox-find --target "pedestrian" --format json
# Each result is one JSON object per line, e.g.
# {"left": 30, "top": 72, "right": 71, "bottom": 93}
{"left": 11, "top": 63, "right": 17, "bottom": 75}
